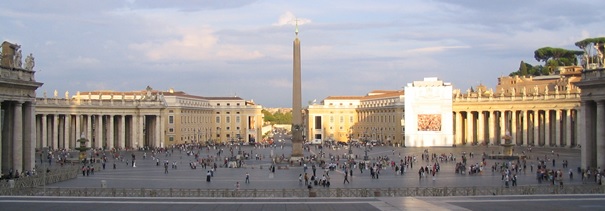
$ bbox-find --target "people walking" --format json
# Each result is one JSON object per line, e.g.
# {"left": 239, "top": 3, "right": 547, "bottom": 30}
{"left": 343, "top": 172, "right": 350, "bottom": 184}
{"left": 245, "top": 172, "right": 250, "bottom": 183}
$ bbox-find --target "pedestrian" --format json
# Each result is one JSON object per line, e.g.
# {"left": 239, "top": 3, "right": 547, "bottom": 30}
{"left": 245, "top": 172, "right": 250, "bottom": 183}
{"left": 304, "top": 173, "right": 309, "bottom": 185}
{"left": 344, "top": 172, "right": 350, "bottom": 184}
{"left": 206, "top": 171, "right": 211, "bottom": 182}
{"left": 164, "top": 162, "right": 169, "bottom": 174}
{"left": 504, "top": 174, "right": 510, "bottom": 188}
{"left": 235, "top": 181, "right": 240, "bottom": 190}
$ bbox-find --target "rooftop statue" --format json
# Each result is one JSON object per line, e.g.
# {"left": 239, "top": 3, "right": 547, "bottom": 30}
{"left": 24, "top": 53, "right": 35, "bottom": 71}
{"left": 14, "top": 49, "right": 22, "bottom": 68}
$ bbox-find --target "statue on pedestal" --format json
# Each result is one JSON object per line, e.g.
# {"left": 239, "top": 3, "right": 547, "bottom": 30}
{"left": 544, "top": 85, "right": 549, "bottom": 95}
{"left": 522, "top": 87, "right": 527, "bottom": 96}
{"left": 594, "top": 43, "right": 604, "bottom": 67}
{"left": 65, "top": 91, "right": 69, "bottom": 100}
{"left": 53, "top": 90, "right": 58, "bottom": 98}
{"left": 24, "top": 53, "right": 35, "bottom": 71}
{"left": 14, "top": 50, "right": 22, "bottom": 68}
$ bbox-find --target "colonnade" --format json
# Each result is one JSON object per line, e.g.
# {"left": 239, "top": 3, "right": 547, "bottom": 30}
{"left": 0, "top": 101, "right": 36, "bottom": 175}
{"left": 454, "top": 108, "right": 578, "bottom": 147}
{"left": 35, "top": 113, "right": 163, "bottom": 151}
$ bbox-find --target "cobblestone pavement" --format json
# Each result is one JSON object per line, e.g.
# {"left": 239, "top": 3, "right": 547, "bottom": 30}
{"left": 46, "top": 144, "right": 589, "bottom": 190}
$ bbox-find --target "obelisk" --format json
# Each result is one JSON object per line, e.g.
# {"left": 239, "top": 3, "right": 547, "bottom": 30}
{"left": 291, "top": 21, "right": 304, "bottom": 158}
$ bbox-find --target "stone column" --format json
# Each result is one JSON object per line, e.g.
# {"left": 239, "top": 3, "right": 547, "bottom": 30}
{"left": 597, "top": 100, "right": 605, "bottom": 169}
{"left": 544, "top": 110, "right": 552, "bottom": 146}
{"left": 41, "top": 115, "right": 47, "bottom": 148}
{"left": 522, "top": 110, "right": 529, "bottom": 146}
{"left": 86, "top": 115, "right": 92, "bottom": 148}
{"left": 489, "top": 111, "right": 495, "bottom": 145}
{"left": 500, "top": 111, "right": 506, "bottom": 145}
{"left": 511, "top": 111, "right": 517, "bottom": 145}
{"left": 477, "top": 111, "right": 485, "bottom": 145}
{"left": 1, "top": 102, "right": 12, "bottom": 174}
{"left": 565, "top": 110, "right": 572, "bottom": 147}
{"left": 108, "top": 115, "right": 114, "bottom": 150}
{"left": 23, "top": 102, "right": 36, "bottom": 172}
{"left": 64, "top": 114, "right": 71, "bottom": 149}
{"left": 0, "top": 101, "right": 3, "bottom": 172}
{"left": 533, "top": 111, "right": 539, "bottom": 146}
{"left": 580, "top": 102, "right": 591, "bottom": 169}
{"left": 96, "top": 115, "right": 103, "bottom": 149}
{"left": 129, "top": 115, "right": 136, "bottom": 149}
{"left": 53, "top": 115, "right": 59, "bottom": 150}
{"left": 119, "top": 115, "right": 126, "bottom": 150}
{"left": 466, "top": 111, "right": 474, "bottom": 145}
{"left": 75, "top": 114, "right": 81, "bottom": 139}
{"left": 12, "top": 101, "right": 23, "bottom": 173}
{"left": 455, "top": 112, "right": 463, "bottom": 145}
{"left": 555, "top": 110, "right": 561, "bottom": 147}
{"left": 155, "top": 115, "right": 161, "bottom": 148}
{"left": 137, "top": 115, "right": 144, "bottom": 149}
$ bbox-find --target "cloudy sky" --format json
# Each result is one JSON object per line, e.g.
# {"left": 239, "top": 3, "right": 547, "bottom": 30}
{"left": 1, "top": 0, "right": 603, "bottom": 107}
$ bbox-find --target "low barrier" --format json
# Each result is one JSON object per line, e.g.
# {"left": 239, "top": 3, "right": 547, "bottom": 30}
{"left": 0, "top": 166, "right": 79, "bottom": 192}
{"left": 1, "top": 185, "right": 603, "bottom": 197}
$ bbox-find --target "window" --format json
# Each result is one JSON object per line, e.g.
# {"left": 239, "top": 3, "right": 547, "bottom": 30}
{"left": 216, "top": 116, "right": 220, "bottom": 123}
{"left": 169, "top": 136, "right": 174, "bottom": 142}
{"left": 330, "top": 116, "right": 334, "bottom": 123}
{"left": 340, "top": 116, "right": 344, "bottom": 123}
{"left": 169, "top": 128, "right": 174, "bottom": 133}
{"left": 169, "top": 116, "right": 174, "bottom": 124}
{"left": 236, "top": 116, "right": 240, "bottom": 123}
{"left": 226, "top": 116, "right": 231, "bottom": 123}
{"left": 314, "top": 116, "right": 322, "bottom": 129}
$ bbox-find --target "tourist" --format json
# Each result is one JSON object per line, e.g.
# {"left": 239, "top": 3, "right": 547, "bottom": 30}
{"left": 343, "top": 172, "right": 350, "bottom": 184}
{"left": 245, "top": 172, "right": 250, "bottom": 183}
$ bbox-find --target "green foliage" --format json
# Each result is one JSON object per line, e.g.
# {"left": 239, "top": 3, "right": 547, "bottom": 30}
{"left": 508, "top": 37, "right": 605, "bottom": 76}
{"left": 519, "top": 61, "right": 528, "bottom": 76}
{"left": 262, "top": 109, "right": 292, "bottom": 125}
{"left": 574, "top": 37, "right": 605, "bottom": 49}
{"left": 509, "top": 61, "right": 543, "bottom": 76}
{"left": 533, "top": 47, "right": 583, "bottom": 68}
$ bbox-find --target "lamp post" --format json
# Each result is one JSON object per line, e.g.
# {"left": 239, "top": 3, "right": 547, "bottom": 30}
{"left": 348, "top": 127, "right": 353, "bottom": 157}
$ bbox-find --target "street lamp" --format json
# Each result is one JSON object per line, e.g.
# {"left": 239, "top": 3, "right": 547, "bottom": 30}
{"left": 348, "top": 127, "right": 353, "bottom": 157}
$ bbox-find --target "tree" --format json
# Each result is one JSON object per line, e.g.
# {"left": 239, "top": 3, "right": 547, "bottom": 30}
{"left": 533, "top": 47, "right": 583, "bottom": 74}
{"left": 519, "top": 61, "right": 528, "bottom": 76}
{"left": 575, "top": 37, "right": 605, "bottom": 67}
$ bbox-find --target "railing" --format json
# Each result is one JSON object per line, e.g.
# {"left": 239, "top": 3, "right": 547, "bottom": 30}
{"left": 1, "top": 185, "right": 603, "bottom": 197}
{"left": 0, "top": 166, "right": 79, "bottom": 190}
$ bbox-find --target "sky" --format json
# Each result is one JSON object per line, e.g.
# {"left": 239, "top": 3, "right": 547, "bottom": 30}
{"left": 1, "top": 0, "right": 604, "bottom": 107}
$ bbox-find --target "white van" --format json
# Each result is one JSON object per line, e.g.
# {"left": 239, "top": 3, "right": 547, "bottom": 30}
{"left": 311, "top": 139, "right": 322, "bottom": 145}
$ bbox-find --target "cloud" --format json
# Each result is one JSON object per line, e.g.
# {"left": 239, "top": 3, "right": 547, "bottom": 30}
{"left": 273, "top": 11, "right": 311, "bottom": 26}
{"left": 407, "top": 45, "right": 471, "bottom": 54}
{"left": 70, "top": 56, "right": 100, "bottom": 66}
